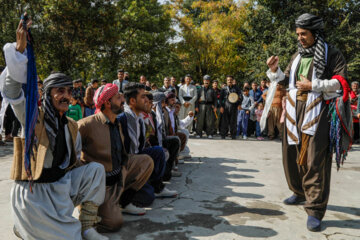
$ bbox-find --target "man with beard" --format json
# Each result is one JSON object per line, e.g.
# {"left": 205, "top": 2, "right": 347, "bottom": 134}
{"left": 2, "top": 19, "right": 107, "bottom": 240}
{"left": 78, "top": 84, "right": 154, "bottom": 231}
{"left": 219, "top": 76, "right": 243, "bottom": 139}
{"left": 195, "top": 75, "right": 217, "bottom": 139}
{"left": 266, "top": 13, "right": 348, "bottom": 231}
{"left": 118, "top": 83, "right": 178, "bottom": 199}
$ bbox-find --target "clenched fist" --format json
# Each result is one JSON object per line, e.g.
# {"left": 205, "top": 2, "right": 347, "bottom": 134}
{"left": 267, "top": 56, "right": 279, "bottom": 73}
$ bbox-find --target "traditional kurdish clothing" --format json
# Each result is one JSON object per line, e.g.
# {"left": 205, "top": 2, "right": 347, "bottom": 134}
{"left": 178, "top": 83, "right": 197, "bottom": 131}
{"left": 266, "top": 14, "right": 348, "bottom": 222}
{"left": 78, "top": 108, "right": 153, "bottom": 231}
{"left": 195, "top": 82, "right": 217, "bottom": 137}
{"left": 1, "top": 43, "right": 106, "bottom": 240}
{"left": 219, "top": 84, "right": 243, "bottom": 139}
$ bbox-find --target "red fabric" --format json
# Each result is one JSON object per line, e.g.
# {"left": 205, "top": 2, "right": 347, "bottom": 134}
{"left": 332, "top": 75, "right": 350, "bottom": 102}
{"left": 350, "top": 91, "right": 357, "bottom": 100}
{"left": 93, "top": 83, "right": 119, "bottom": 114}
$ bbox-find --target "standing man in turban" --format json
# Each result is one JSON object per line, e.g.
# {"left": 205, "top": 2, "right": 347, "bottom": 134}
{"left": 266, "top": 13, "right": 348, "bottom": 231}
{"left": 1, "top": 19, "right": 107, "bottom": 240}
{"left": 78, "top": 83, "right": 154, "bottom": 230}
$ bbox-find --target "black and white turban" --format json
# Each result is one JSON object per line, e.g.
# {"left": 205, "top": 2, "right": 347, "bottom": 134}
{"left": 295, "top": 13, "right": 326, "bottom": 79}
{"left": 42, "top": 73, "right": 73, "bottom": 152}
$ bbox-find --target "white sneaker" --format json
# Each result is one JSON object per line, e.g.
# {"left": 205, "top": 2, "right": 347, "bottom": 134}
{"left": 171, "top": 170, "right": 182, "bottom": 177}
{"left": 82, "top": 228, "right": 109, "bottom": 240}
{"left": 122, "top": 203, "right": 146, "bottom": 215}
{"left": 208, "top": 135, "right": 213, "bottom": 139}
{"left": 155, "top": 187, "right": 178, "bottom": 198}
{"left": 243, "top": 135, "right": 247, "bottom": 140}
{"left": 178, "top": 159, "right": 185, "bottom": 164}
{"left": 196, "top": 135, "right": 201, "bottom": 138}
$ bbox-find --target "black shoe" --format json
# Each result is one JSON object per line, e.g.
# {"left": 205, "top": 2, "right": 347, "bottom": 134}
{"left": 221, "top": 136, "right": 225, "bottom": 139}
{"left": 283, "top": 195, "right": 306, "bottom": 205}
{"left": 307, "top": 216, "right": 321, "bottom": 232}
{"left": 231, "top": 136, "right": 236, "bottom": 140}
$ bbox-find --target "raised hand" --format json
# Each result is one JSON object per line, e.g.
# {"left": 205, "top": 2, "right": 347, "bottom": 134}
{"left": 267, "top": 56, "right": 279, "bottom": 73}
{"left": 16, "top": 13, "right": 32, "bottom": 53}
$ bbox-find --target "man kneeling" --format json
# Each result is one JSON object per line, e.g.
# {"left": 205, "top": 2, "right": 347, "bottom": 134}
{"left": 78, "top": 84, "right": 154, "bottom": 231}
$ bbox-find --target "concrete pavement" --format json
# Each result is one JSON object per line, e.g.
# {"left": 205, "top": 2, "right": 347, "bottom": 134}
{"left": 0, "top": 137, "right": 359, "bottom": 240}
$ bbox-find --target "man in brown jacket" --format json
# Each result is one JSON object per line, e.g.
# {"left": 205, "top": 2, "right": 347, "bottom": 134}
{"left": 84, "top": 79, "right": 98, "bottom": 117}
{"left": 78, "top": 83, "right": 154, "bottom": 232}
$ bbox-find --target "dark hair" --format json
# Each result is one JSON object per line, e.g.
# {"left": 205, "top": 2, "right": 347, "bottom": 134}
{"left": 165, "top": 92, "right": 176, "bottom": 104}
{"left": 180, "top": 77, "right": 185, "bottom": 84}
{"left": 243, "top": 86, "right": 250, "bottom": 91}
{"left": 38, "top": 80, "right": 43, "bottom": 84}
{"left": 101, "top": 79, "right": 107, "bottom": 83}
{"left": 226, "top": 75, "right": 234, "bottom": 79}
{"left": 213, "top": 80, "right": 218, "bottom": 83}
{"left": 123, "top": 82, "right": 145, "bottom": 104}
{"left": 91, "top": 79, "right": 99, "bottom": 84}
{"left": 117, "top": 69, "right": 124, "bottom": 73}
{"left": 145, "top": 92, "right": 153, "bottom": 101}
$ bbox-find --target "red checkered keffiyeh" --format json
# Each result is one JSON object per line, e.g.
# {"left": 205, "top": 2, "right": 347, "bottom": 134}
{"left": 93, "top": 83, "right": 119, "bottom": 114}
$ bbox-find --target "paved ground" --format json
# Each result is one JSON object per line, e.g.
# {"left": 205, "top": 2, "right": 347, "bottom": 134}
{"left": 0, "top": 137, "right": 359, "bottom": 240}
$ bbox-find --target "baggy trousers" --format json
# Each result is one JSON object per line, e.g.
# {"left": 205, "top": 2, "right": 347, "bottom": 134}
{"left": 196, "top": 104, "right": 216, "bottom": 136}
{"left": 220, "top": 101, "right": 238, "bottom": 138}
{"left": 97, "top": 154, "right": 153, "bottom": 232}
{"left": 282, "top": 100, "right": 332, "bottom": 220}
{"left": 268, "top": 106, "right": 283, "bottom": 138}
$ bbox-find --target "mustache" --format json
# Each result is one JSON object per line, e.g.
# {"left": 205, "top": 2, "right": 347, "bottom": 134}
{"left": 59, "top": 98, "right": 70, "bottom": 104}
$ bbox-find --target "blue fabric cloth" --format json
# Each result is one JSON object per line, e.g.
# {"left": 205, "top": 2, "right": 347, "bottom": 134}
{"left": 84, "top": 107, "right": 95, "bottom": 117}
{"left": 237, "top": 110, "right": 249, "bottom": 136}
{"left": 131, "top": 182, "right": 155, "bottom": 207}
{"left": 255, "top": 121, "right": 261, "bottom": 137}
{"left": 24, "top": 28, "right": 39, "bottom": 179}
{"left": 249, "top": 89, "right": 263, "bottom": 104}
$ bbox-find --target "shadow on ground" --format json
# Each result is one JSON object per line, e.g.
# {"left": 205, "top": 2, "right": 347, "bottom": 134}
{"left": 107, "top": 157, "right": 284, "bottom": 239}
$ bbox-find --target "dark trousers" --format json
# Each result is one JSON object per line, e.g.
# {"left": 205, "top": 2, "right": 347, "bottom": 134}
{"left": 139, "top": 146, "right": 166, "bottom": 193}
{"left": 353, "top": 121, "right": 359, "bottom": 142}
{"left": 220, "top": 102, "right": 238, "bottom": 138}
{"left": 4, "top": 105, "right": 21, "bottom": 136}
{"left": 162, "top": 136, "right": 180, "bottom": 181}
{"left": 282, "top": 100, "right": 331, "bottom": 220}
{"left": 196, "top": 104, "right": 215, "bottom": 136}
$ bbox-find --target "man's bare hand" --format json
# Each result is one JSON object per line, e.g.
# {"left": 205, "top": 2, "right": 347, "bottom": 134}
{"left": 195, "top": 107, "right": 199, "bottom": 112}
{"left": 238, "top": 106, "right": 242, "bottom": 110}
{"left": 357, "top": 113, "right": 360, "bottom": 119}
{"left": 220, "top": 107, "right": 224, "bottom": 114}
{"left": 188, "top": 111, "right": 194, "bottom": 117}
{"left": 16, "top": 13, "right": 32, "bottom": 53}
{"left": 296, "top": 75, "right": 312, "bottom": 91}
{"left": 184, "top": 102, "right": 190, "bottom": 108}
{"left": 267, "top": 56, "right": 279, "bottom": 73}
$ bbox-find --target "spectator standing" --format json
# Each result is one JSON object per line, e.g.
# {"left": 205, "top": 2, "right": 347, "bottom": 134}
{"left": 84, "top": 79, "right": 98, "bottom": 117}
{"left": 219, "top": 76, "right": 243, "bottom": 139}
{"left": 255, "top": 102, "right": 264, "bottom": 140}
{"left": 195, "top": 75, "right": 217, "bottom": 138}
{"left": 237, "top": 87, "right": 254, "bottom": 139}
{"left": 113, "top": 69, "right": 129, "bottom": 93}
{"left": 178, "top": 74, "right": 197, "bottom": 132}
{"left": 67, "top": 97, "right": 83, "bottom": 121}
